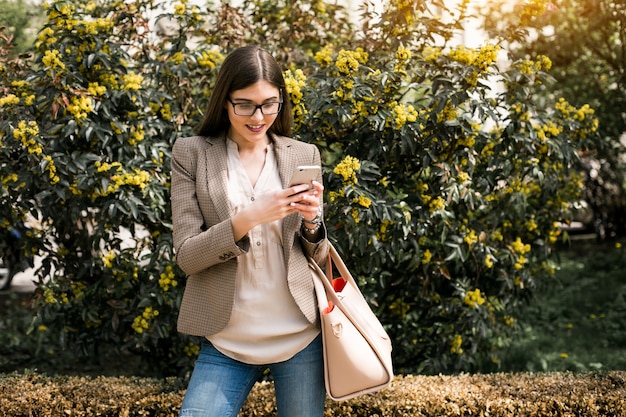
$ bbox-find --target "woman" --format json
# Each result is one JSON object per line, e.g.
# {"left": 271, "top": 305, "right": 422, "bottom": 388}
{"left": 171, "top": 45, "right": 329, "bottom": 417}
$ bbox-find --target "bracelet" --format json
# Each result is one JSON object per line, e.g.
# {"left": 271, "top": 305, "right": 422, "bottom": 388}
{"left": 303, "top": 207, "right": 323, "bottom": 226}
{"left": 302, "top": 221, "right": 322, "bottom": 234}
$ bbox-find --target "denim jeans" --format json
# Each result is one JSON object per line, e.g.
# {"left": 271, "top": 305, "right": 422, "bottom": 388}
{"left": 179, "top": 335, "right": 325, "bottom": 417}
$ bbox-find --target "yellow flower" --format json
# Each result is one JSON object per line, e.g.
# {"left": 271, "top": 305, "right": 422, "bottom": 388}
{"left": 511, "top": 237, "right": 531, "bottom": 255}
{"left": 0, "top": 94, "right": 20, "bottom": 106}
{"left": 67, "top": 96, "right": 94, "bottom": 121}
{"left": 333, "top": 156, "right": 360, "bottom": 184}
{"left": 174, "top": 3, "right": 185, "bottom": 14}
{"left": 102, "top": 250, "right": 116, "bottom": 268}
{"left": 484, "top": 254, "right": 494, "bottom": 268}
{"left": 429, "top": 196, "right": 446, "bottom": 213}
{"left": 450, "top": 334, "right": 463, "bottom": 355}
{"left": 335, "top": 50, "right": 359, "bottom": 75}
{"left": 197, "top": 49, "right": 223, "bottom": 69}
{"left": 464, "top": 288, "right": 485, "bottom": 308}
{"left": 41, "top": 49, "right": 66, "bottom": 71}
{"left": 314, "top": 45, "right": 333, "bottom": 68}
{"left": 421, "top": 249, "right": 432, "bottom": 264}
{"left": 122, "top": 71, "right": 143, "bottom": 91}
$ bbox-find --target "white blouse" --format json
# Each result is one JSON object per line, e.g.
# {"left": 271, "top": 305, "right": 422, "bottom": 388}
{"left": 207, "top": 138, "right": 319, "bottom": 364}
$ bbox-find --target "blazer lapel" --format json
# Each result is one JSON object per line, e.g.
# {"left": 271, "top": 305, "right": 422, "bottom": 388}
{"left": 203, "top": 135, "right": 232, "bottom": 222}
{"left": 273, "top": 135, "right": 301, "bottom": 262}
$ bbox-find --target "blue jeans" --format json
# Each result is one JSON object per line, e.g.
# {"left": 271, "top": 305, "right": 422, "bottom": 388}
{"left": 179, "top": 335, "right": 325, "bottom": 417}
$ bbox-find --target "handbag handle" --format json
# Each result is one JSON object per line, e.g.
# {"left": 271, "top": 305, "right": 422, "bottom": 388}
{"left": 310, "top": 243, "right": 360, "bottom": 312}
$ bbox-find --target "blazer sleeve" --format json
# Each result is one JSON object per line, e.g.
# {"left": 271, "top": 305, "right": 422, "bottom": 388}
{"left": 170, "top": 137, "right": 249, "bottom": 276}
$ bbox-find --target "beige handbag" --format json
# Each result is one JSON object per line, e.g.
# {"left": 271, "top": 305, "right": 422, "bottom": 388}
{"left": 309, "top": 243, "right": 393, "bottom": 401}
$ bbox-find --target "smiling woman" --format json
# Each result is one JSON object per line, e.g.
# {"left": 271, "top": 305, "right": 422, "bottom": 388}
{"left": 171, "top": 45, "right": 330, "bottom": 417}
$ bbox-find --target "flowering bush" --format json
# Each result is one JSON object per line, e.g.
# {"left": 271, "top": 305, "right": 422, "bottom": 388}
{"left": 0, "top": 0, "right": 602, "bottom": 375}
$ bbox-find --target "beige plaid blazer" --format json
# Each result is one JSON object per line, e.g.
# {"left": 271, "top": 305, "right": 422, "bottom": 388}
{"left": 171, "top": 133, "right": 329, "bottom": 337}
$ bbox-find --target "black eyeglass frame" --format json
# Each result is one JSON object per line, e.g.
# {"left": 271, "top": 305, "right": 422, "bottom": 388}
{"left": 227, "top": 98, "right": 284, "bottom": 116}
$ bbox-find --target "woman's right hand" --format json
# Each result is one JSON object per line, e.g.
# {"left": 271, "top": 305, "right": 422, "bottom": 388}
{"left": 230, "top": 184, "right": 313, "bottom": 241}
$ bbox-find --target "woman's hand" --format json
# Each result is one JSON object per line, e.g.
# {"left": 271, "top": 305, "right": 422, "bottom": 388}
{"left": 230, "top": 181, "right": 323, "bottom": 241}
{"left": 287, "top": 180, "right": 323, "bottom": 222}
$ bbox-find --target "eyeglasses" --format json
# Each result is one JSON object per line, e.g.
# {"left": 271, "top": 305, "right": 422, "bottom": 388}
{"left": 227, "top": 98, "right": 283, "bottom": 116}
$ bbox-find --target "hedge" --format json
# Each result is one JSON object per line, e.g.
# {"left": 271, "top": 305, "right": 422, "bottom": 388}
{"left": 1, "top": 371, "right": 625, "bottom": 416}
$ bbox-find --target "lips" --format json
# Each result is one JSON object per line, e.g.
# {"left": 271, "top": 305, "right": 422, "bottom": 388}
{"left": 247, "top": 124, "right": 265, "bottom": 133}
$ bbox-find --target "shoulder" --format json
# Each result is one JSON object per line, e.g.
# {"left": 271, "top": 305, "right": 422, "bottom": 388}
{"left": 272, "top": 134, "right": 319, "bottom": 153}
{"left": 173, "top": 135, "right": 226, "bottom": 157}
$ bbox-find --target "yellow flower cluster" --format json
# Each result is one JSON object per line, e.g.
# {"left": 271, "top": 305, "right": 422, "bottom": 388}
{"left": 170, "top": 51, "right": 185, "bottom": 65}
{"left": 159, "top": 265, "right": 178, "bottom": 292}
{"left": 284, "top": 68, "right": 307, "bottom": 105}
{"left": 96, "top": 160, "right": 123, "bottom": 173}
{"left": 92, "top": 163, "right": 152, "bottom": 198}
{"left": 184, "top": 342, "right": 200, "bottom": 357}
{"left": 457, "top": 171, "right": 470, "bottom": 184}
{"left": 484, "top": 254, "right": 494, "bottom": 268}
{"left": 67, "top": 96, "right": 94, "bottom": 121}
{"left": 13, "top": 120, "right": 43, "bottom": 155}
{"left": 511, "top": 237, "right": 531, "bottom": 255}
{"left": 197, "top": 49, "right": 223, "bottom": 69}
{"left": 333, "top": 156, "right": 360, "bottom": 184}
{"left": 71, "top": 282, "right": 87, "bottom": 300}
{"left": 393, "top": 45, "right": 411, "bottom": 73}
{"left": 503, "top": 315, "right": 516, "bottom": 327}
{"left": 42, "top": 49, "right": 66, "bottom": 71}
{"left": 447, "top": 43, "right": 500, "bottom": 72}
{"left": 88, "top": 82, "right": 107, "bottom": 97}
{"left": 463, "top": 229, "right": 478, "bottom": 247}
{"left": 122, "top": 71, "right": 143, "bottom": 91}
{"left": 517, "top": 55, "right": 552, "bottom": 76}
{"left": 43, "top": 288, "right": 69, "bottom": 304}
{"left": 42, "top": 155, "right": 60, "bottom": 184}
{"left": 391, "top": 102, "right": 418, "bottom": 129}
{"left": 423, "top": 46, "right": 442, "bottom": 63}
{"left": 511, "top": 237, "right": 531, "bottom": 270}
{"left": 389, "top": 298, "right": 410, "bottom": 317}
{"left": 353, "top": 194, "right": 372, "bottom": 208}
{"left": 450, "top": 334, "right": 463, "bottom": 354}
{"left": 535, "top": 120, "right": 562, "bottom": 141}
{"left": 37, "top": 27, "right": 57, "bottom": 47}
{"left": 314, "top": 45, "right": 333, "bottom": 68}
{"left": 376, "top": 219, "right": 393, "bottom": 242}
{"left": 437, "top": 101, "right": 457, "bottom": 123}
{"left": 335, "top": 50, "right": 360, "bottom": 76}
{"left": 132, "top": 306, "right": 159, "bottom": 334}
{"left": 81, "top": 18, "right": 114, "bottom": 35}
{"left": 102, "top": 250, "right": 116, "bottom": 268}
{"left": 525, "top": 218, "right": 537, "bottom": 232}
{"left": 174, "top": 3, "right": 185, "bottom": 15}
{"left": 100, "top": 73, "right": 120, "bottom": 90}
{"left": 520, "top": 0, "right": 547, "bottom": 26}
{"left": 128, "top": 125, "right": 145, "bottom": 145}
{"left": 421, "top": 249, "right": 432, "bottom": 264}
{"left": 0, "top": 94, "right": 20, "bottom": 107}
{"left": 429, "top": 196, "right": 446, "bottom": 213}
{"left": 464, "top": 288, "right": 485, "bottom": 308}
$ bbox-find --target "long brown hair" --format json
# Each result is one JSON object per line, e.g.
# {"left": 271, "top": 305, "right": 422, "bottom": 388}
{"left": 196, "top": 46, "right": 293, "bottom": 137}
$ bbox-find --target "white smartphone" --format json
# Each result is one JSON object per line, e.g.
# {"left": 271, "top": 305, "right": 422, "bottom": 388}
{"left": 288, "top": 165, "right": 321, "bottom": 188}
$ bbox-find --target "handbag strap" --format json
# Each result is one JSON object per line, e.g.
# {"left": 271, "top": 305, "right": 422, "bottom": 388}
{"left": 311, "top": 243, "right": 359, "bottom": 296}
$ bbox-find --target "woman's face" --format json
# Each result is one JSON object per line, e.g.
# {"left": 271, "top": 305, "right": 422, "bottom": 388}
{"left": 225, "top": 80, "right": 281, "bottom": 148}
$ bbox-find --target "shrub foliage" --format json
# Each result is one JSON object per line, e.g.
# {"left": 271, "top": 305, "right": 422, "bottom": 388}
{"left": 0, "top": 0, "right": 603, "bottom": 375}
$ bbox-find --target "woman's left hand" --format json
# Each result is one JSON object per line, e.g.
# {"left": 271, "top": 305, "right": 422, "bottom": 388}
{"left": 288, "top": 180, "right": 323, "bottom": 222}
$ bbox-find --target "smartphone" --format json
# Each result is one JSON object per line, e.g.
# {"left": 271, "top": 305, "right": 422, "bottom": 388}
{"left": 288, "top": 165, "right": 321, "bottom": 188}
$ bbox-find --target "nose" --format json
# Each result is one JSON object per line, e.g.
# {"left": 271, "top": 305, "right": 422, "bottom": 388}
{"left": 250, "top": 107, "right": 264, "bottom": 121}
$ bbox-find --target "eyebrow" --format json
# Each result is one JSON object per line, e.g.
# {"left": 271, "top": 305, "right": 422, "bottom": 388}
{"left": 229, "top": 95, "right": 281, "bottom": 103}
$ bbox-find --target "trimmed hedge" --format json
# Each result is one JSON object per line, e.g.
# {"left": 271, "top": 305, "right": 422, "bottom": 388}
{"left": 1, "top": 371, "right": 625, "bottom": 416}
